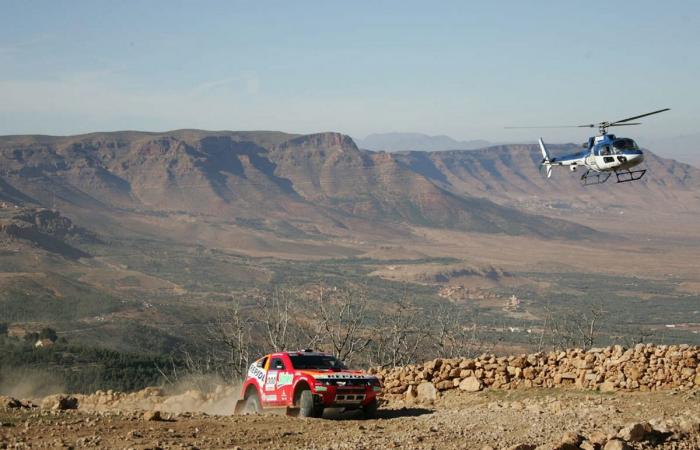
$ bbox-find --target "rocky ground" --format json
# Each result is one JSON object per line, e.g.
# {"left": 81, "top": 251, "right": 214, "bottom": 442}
{"left": 2, "top": 388, "right": 699, "bottom": 449}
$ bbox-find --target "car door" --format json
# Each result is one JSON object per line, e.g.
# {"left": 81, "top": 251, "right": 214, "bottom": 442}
{"left": 263, "top": 356, "right": 286, "bottom": 406}
{"left": 274, "top": 356, "right": 295, "bottom": 406}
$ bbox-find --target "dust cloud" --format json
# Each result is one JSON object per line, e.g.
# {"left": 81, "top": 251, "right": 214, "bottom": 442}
{"left": 0, "top": 368, "right": 66, "bottom": 400}
{"left": 68, "top": 374, "right": 243, "bottom": 416}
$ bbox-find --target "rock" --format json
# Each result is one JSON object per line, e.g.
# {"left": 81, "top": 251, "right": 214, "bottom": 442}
{"left": 588, "top": 431, "right": 608, "bottom": 446}
{"left": 678, "top": 419, "right": 700, "bottom": 434}
{"left": 600, "top": 381, "right": 617, "bottom": 392}
{"left": 41, "top": 395, "right": 78, "bottom": 410}
{"left": 507, "top": 445, "right": 536, "bottom": 450}
{"left": 458, "top": 376, "right": 482, "bottom": 392}
{"left": 143, "top": 410, "right": 162, "bottom": 421}
{"left": 404, "top": 385, "right": 417, "bottom": 402}
{"left": 435, "top": 380, "right": 454, "bottom": 391}
{"left": 579, "top": 441, "right": 596, "bottom": 450}
{"left": 617, "top": 422, "right": 653, "bottom": 442}
{"left": 0, "top": 396, "right": 23, "bottom": 409}
{"left": 416, "top": 382, "right": 437, "bottom": 403}
{"left": 603, "top": 439, "right": 631, "bottom": 450}
{"left": 560, "top": 431, "right": 583, "bottom": 447}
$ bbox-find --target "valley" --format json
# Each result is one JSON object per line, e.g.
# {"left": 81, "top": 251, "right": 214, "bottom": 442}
{"left": 0, "top": 130, "right": 699, "bottom": 386}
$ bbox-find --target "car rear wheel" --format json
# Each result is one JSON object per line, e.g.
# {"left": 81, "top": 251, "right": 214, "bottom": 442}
{"left": 242, "top": 391, "right": 262, "bottom": 414}
{"left": 362, "top": 398, "right": 378, "bottom": 419}
{"left": 298, "top": 389, "right": 323, "bottom": 418}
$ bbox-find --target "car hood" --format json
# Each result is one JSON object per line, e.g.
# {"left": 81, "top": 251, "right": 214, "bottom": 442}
{"left": 299, "top": 370, "right": 377, "bottom": 380}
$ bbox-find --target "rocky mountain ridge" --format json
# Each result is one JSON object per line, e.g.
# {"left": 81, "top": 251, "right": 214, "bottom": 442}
{"left": 0, "top": 130, "right": 598, "bottom": 241}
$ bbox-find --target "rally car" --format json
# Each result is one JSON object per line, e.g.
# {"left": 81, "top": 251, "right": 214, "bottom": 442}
{"left": 234, "top": 350, "right": 382, "bottom": 418}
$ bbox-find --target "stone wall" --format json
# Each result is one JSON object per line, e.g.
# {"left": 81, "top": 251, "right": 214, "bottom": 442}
{"left": 370, "top": 344, "right": 700, "bottom": 400}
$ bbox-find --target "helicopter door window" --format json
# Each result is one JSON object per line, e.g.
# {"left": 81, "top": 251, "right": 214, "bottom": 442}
{"left": 600, "top": 145, "right": 611, "bottom": 156}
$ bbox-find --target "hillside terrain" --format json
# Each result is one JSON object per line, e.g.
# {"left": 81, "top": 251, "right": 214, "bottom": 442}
{"left": 0, "top": 130, "right": 699, "bottom": 367}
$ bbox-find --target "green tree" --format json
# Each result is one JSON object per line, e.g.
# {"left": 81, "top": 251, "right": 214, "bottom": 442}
{"left": 39, "top": 327, "right": 58, "bottom": 342}
{"left": 23, "top": 331, "right": 39, "bottom": 343}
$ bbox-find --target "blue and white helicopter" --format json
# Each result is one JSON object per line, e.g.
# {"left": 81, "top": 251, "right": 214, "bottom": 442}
{"left": 509, "top": 108, "right": 670, "bottom": 186}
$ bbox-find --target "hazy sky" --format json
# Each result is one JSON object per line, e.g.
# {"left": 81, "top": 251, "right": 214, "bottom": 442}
{"left": 1, "top": 1, "right": 698, "bottom": 144}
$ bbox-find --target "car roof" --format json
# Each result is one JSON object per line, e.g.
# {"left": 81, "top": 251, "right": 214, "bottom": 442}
{"left": 267, "top": 350, "right": 331, "bottom": 358}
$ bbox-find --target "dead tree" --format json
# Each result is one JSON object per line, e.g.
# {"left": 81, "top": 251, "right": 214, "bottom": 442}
{"left": 204, "top": 300, "right": 256, "bottom": 379}
{"left": 368, "top": 299, "right": 431, "bottom": 368}
{"left": 255, "top": 288, "right": 302, "bottom": 352}
{"left": 432, "top": 304, "right": 490, "bottom": 359}
{"left": 539, "top": 302, "right": 607, "bottom": 351}
{"left": 306, "top": 286, "right": 372, "bottom": 365}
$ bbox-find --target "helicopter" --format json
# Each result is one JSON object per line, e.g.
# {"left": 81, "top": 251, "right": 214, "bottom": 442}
{"left": 507, "top": 108, "right": 670, "bottom": 186}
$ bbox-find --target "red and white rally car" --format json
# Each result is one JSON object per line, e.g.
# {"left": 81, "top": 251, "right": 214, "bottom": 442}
{"left": 234, "top": 350, "right": 381, "bottom": 418}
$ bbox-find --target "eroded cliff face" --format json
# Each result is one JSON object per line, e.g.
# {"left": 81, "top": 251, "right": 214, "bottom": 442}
{"left": 0, "top": 130, "right": 598, "bottom": 238}
{"left": 0, "top": 208, "right": 95, "bottom": 259}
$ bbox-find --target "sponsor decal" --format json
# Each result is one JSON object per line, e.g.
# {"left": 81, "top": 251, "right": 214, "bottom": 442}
{"left": 262, "top": 394, "right": 277, "bottom": 402}
{"left": 277, "top": 372, "right": 294, "bottom": 388}
{"left": 248, "top": 363, "right": 266, "bottom": 386}
{"left": 265, "top": 371, "right": 278, "bottom": 391}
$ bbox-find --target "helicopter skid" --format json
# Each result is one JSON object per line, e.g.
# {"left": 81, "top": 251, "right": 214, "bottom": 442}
{"left": 614, "top": 169, "right": 646, "bottom": 183}
{"left": 580, "top": 170, "right": 612, "bottom": 186}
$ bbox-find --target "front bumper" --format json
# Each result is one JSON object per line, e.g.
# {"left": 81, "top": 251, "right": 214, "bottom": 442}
{"left": 313, "top": 385, "right": 380, "bottom": 407}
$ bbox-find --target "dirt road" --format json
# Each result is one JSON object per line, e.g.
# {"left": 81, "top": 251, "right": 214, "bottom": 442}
{"left": 2, "top": 389, "right": 699, "bottom": 449}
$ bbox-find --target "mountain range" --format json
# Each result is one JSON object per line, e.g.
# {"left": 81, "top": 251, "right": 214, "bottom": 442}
{"left": 355, "top": 132, "right": 490, "bottom": 152}
{"left": 0, "top": 131, "right": 607, "bottom": 247}
{"left": 2, "top": 129, "right": 700, "bottom": 354}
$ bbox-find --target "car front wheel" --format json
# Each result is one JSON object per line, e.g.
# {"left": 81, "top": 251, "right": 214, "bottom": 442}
{"left": 243, "top": 391, "right": 262, "bottom": 414}
{"left": 298, "top": 389, "right": 323, "bottom": 418}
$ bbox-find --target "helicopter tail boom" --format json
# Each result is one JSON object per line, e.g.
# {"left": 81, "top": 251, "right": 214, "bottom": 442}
{"left": 538, "top": 138, "right": 553, "bottom": 178}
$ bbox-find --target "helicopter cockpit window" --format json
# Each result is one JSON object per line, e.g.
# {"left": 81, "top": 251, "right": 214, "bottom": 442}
{"left": 599, "top": 145, "right": 611, "bottom": 156}
{"left": 613, "top": 139, "right": 638, "bottom": 152}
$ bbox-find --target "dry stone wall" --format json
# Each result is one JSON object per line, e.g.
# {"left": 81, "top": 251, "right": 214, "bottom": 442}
{"left": 370, "top": 344, "right": 700, "bottom": 400}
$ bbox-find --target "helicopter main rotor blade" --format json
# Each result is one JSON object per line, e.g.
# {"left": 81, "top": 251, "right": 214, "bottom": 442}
{"left": 610, "top": 108, "right": 670, "bottom": 125}
{"left": 504, "top": 125, "right": 582, "bottom": 129}
{"left": 608, "top": 123, "right": 641, "bottom": 127}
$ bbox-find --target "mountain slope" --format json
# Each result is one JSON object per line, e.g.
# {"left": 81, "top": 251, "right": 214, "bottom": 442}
{"left": 394, "top": 144, "right": 700, "bottom": 215}
{"left": 0, "top": 131, "right": 595, "bottom": 240}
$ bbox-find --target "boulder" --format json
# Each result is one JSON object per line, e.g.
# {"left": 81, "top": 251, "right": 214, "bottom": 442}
{"left": 416, "top": 382, "right": 437, "bottom": 403}
{"left": 588, "top": 430, "right": 608, "bottom": 446}
{"left": 435, "top": 380, "right": 454, "bottom": 391}
{"left": 617, "top": 422, "right": 653, "bottom": 442}
{"left": 1, "top": 396, "right": 23, "bottom": 409}
{"left": 579, "top": 441, "right": 596, "bottom": 450}
{"left": 459, "top": 376, "right": 482, "bottom": 392}
{"left": 559, "top": 431, "right": 583, "bottom": 448}
{"left": 603, "top": 439, "right": 631, "bottom": 450}
{"left": 41, "top": 395, "right": 78, "bottom": 410}
{"left": 143, "top": 410, "right": 162, "bottom": 421}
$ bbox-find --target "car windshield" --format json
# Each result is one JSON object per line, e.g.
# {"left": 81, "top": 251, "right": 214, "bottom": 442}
{"left": 289, "top": 354, "right": 347, "bottom": 370}
{"left": 613, "top": 139, "right": 638, "bottom": 151}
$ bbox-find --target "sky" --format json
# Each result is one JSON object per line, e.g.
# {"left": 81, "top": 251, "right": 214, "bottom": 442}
{"left": 1, "top": 1, "right": 699, "bottom": 146}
